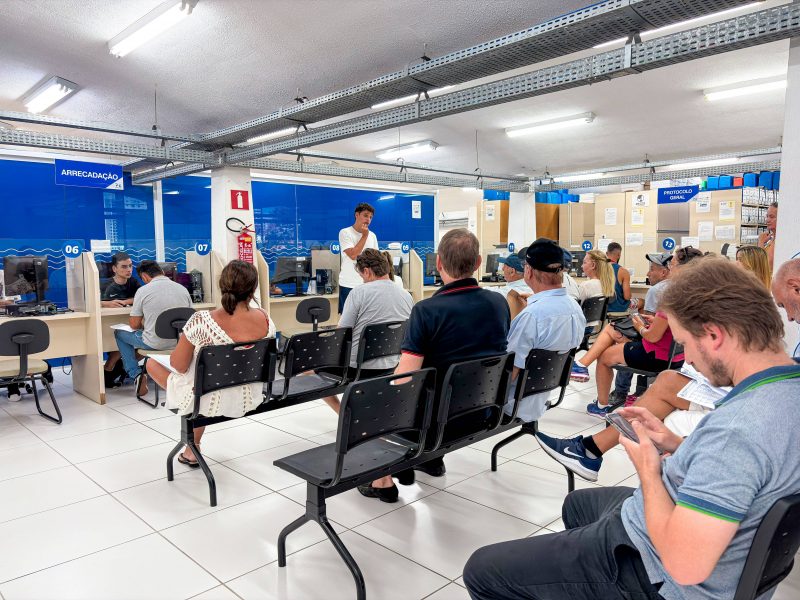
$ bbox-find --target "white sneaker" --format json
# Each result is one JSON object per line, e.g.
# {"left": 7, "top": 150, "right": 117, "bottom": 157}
{"left": 7, "top": 392, "right": 22, "bottom": 402}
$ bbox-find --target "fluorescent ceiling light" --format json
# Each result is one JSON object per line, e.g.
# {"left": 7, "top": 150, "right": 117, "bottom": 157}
{"left": 376, "top": 140, "right": 439, "bottom": 160}
{"left": 371, "top": 86, "right": 454, "bottom": 110}
{"left": 703, "top": 76, "right": 787, "bottom": 101}
{"left": 667, "top": 157, "right": 739, "bottom": 170}
{"left": 108, "top": 0, "right": 198, "bottom": 58}
{"left": 506, "top": 112, "right": 595, "bottom": 138}
{"left": 245, "top": 127, "right": 297, "bottom": 144}
{"left": 593, "top": 2, "right": 763, "bottom": 49}
{"left": 163, "top": 190, "right": 180, "bottom": 195}
{"left": 23, "top": 76, "right": 80, "bottom": 114}
{"left": 553, "top": 172, "right": 605, "bottom": 183}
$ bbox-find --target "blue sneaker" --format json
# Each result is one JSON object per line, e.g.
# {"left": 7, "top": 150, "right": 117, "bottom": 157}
{"left": 570, "top": 364, "right": 590, "bottom": 383}
{"left": 535, "top": 432, "right": 602, "bottom": 482}
{"left": 586, "top": 400, "right": 611, "bottom": 419}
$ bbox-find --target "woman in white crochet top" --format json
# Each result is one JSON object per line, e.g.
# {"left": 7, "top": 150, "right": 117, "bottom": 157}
{"left": 145, "top": 260, "right": 275, "bottom": 467}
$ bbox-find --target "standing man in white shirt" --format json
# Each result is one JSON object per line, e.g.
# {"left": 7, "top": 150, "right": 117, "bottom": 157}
{"left": 338, "top": 203, "right": 379, "bottom": 313}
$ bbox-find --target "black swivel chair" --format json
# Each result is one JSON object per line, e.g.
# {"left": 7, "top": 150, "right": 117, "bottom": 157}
{"left": 0, "top": 319, "right": 62, "bottom": 424}
{"left": 490, "top": 348, "right": 576, "bottom": 476}
{"left": 734, "top": 494, "right": 800, "bottom": 599}
{"left": 274, "top": 368, "right": 437, "bottom": 600}
{"left": 166, "top": 337, "right": 277, "bottom": 506}
{"left": 296, "top": 297, "right": 330, "bottom": 332}
{"left": 138, "top": 307, "right": 196, "bottom": 408}
{"left": 579, "top": 296, "right": 609, "bottom": 351}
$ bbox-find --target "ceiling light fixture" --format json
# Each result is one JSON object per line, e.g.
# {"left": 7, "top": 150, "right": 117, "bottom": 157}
{"left": 371, "top": 86, "right": 454, "bottom": 110}
{"left": 23, "top": 76, "right": 80, "bottom": 114}
{"left": 163, "top": 190, "right": 180, "bottom": 195}
{"left": 666, "top": 157, "right": 739, "bottom": 170}
{"left": 553, "top": 172, "right": 605, "bottom": 183}
{"left": 703, "top": 76, "right": 787, "bottom": 101}
{"left": 592, "top": 2, "right": 763, "bottom": 49}
{"left": 108, "top": 0, "right": 198, "bottom": 58}
{"left": 505, "top": 112, "right": 595, "bottom": 138}
{"left": 375, "top": 139, "right": 439, "bottom": 160}
{"left": 245, "top": 127, "right": 297, "bottom": 144}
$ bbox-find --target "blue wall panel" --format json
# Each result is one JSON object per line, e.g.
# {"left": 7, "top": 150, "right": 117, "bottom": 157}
{"left": 162, "top": 176, "right": 212, "bottom": 271}
{"left": 0, "top": 160, "right": 155, "bottom": 306}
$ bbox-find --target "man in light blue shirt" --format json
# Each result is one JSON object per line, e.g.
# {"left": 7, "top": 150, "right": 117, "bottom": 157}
{"left": 485, "top": 254, "right": 530, "bottom": 298}
{"left": 505, "top": 239, "right": 585, "bottom": 422}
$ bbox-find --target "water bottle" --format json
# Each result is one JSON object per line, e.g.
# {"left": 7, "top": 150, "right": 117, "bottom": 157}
{"left": 307, "top": 279, "right": 317, "bottom": 295}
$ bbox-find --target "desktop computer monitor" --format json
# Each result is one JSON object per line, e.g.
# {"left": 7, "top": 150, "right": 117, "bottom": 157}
{"left": 485, "top": 253, "right": 500, "bottom": 275}
{"left": 158, "top": 262, "right": 178, "bottom": 281}
{"left": 392, "top": 256, "right": 402, "bottom": 278}
{"left": 96, "top": 261, "right": 114, "bottom": 279}
{"left": 273, "top": 256, "right": 311, "bottom": 296}
{"left": 3, "top": 256, "right": 48, "bottom": 301}
{"left": 425, "top": 253, "right": 438, "bottom": 278}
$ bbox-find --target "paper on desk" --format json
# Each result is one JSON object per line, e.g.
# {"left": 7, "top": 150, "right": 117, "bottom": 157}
{"left": 677, "top": 364, "right": 731, "bottom": 410}
{"left": 110, "top": 323, "right": 135, "bottom": 333}
{"left": 146, "top": 353, "right": 177, "bottom": 374}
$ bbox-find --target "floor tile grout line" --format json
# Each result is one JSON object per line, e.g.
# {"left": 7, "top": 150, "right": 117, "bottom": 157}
{"left": 0, "top": 487, "right": 110, "bottom": 528}
{"left": 186, "top": 583, "right": 245, "bottom": 600}
{"left": 0, "top": 462, "right": 74, "bottom": 486}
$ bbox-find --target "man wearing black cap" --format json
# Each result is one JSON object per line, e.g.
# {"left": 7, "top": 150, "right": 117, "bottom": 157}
{"left": 504, "top": 238, "right": 586, "bottom": 423}
{"left": 357, "top": 228, "right": 510, "bottom": 503}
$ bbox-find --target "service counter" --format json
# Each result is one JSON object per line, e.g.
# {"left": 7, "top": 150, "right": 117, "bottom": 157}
{"left": 100, "top": 303, "right": 216, "bottom": 352}
{"left": 268, "top": 294, "right": 338, "bottom": 332}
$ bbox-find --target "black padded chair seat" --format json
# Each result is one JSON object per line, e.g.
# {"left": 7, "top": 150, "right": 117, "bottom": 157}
{"left": 275, "top": 437, "right": 415, "bottom": 486}
{"left": 267, "top": 373, "right": 341, "bottom": 398}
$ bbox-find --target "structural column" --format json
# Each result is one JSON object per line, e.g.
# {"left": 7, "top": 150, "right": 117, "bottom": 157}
{"left": 210, "top": 167, "right": 255, "bottom": 263}
{"left": 774, "top": 38, "right": 800, "bottom": 351}
{"left": 508, "top": 191, "right": 536, "bottom": 249}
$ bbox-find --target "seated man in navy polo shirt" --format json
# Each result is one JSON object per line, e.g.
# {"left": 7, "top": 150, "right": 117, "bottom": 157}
{"left": 358, "top": 228, "right": 511, "bottom": 503}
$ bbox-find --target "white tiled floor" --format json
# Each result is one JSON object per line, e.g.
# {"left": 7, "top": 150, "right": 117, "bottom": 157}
{"left": 0, "top": 368, "right": 797, "bottom": 599}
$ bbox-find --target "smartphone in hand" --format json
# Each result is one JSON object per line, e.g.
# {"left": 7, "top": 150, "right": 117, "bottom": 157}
{"left": 606, "top": 412, "right": 639, "bottom": 444}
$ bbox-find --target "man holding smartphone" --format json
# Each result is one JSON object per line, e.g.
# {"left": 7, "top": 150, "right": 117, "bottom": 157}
{"left": 465, "top": 258, "right": 800, "bottom": 600}
{"left": 338, "top": 203, "right": 378, "bottom": 313}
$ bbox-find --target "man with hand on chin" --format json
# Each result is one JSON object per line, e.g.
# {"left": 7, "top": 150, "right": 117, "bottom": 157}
{"left": 464, "top": 257, "right": 800, "bottom": 600}
{"left": 338, "top": 202, "right": 378, "bottom": 314}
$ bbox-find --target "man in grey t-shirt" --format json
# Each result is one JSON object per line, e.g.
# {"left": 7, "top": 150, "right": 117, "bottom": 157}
{"left": 114, "top": 260, "right": 192, "bottom": 386}
{"left": 465, "top": 258, "right": 800, "bottom": 600}
{"left": 322, "top": 249, "right": 412, "bottom": 413}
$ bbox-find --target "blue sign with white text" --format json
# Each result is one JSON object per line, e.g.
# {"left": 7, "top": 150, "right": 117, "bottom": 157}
{"left": 657, "top": 185, "right": 698, "bottom": 204}
{"left": 582, "top": 240, "right": 593, "bottom": 251}
{"left": 662, "top": 238, "right": 676, "bottom": 251}
{"left": 329, "top": 242, "right": 341, "bottom": 255}
{"left": 55, "top": 159, "right": 124, "bottom": 190}
{"left": 401, "top": 242, "right": 410, "bottom": 254}
{"left": 194, "top": 241, "right": 211, "bottom": 256}
{"left": 507, "top": 242, "right": 515, "bottom": 253}
{"left": 61, "top": 240, "right": 84, "bottom": 258}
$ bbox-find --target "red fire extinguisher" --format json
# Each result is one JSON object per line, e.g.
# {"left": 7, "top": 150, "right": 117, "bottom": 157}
{"left": 237, "top": 227, "right": 254, "bottom": 263}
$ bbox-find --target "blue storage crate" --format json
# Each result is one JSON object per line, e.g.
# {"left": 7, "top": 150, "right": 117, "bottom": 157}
{"left": 758, "top": 171, "right": 773, "bottom": 189}
{"left": 743, "top": 173, "right": 758, "bottom": 187}
{"left": 773, "top": 171, "right": 780, "bottom": 190}
{"left": 719, "top": 175, "right": 733, "bottom": 189}
{"left": 707, "top": 176, "right": 719, "bottom": 190}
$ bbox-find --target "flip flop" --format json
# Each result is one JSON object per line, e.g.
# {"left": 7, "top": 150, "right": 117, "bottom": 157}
{"left": 134, "top": 372, "right": 149, "bottom": 399}
{"left": 177, "top": 452, "right": 199, "bottom": 468}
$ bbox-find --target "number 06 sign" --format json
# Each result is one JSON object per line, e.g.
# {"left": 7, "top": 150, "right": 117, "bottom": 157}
{"left": 62, "top": 240, "right": 84, "bottom": 258}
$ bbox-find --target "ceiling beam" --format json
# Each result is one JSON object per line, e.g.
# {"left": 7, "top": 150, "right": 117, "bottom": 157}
{"left": 0, "top": 110, "right": 199, "bottom": 143}
{"left": 225, "top": 3, "right": 800, "bottom": 164}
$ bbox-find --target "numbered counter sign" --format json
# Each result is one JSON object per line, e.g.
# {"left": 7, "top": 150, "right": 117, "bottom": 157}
{"left": 330, "top": 242, "right": 341, "bottom": 255}
{"left": 662, "top": 238, "right": 676, "bottom": 251}
{"left": 401, "top": 242, "right": 410, "bottom": 254}
{"left": 62, "top": 240, "right": 84, "bottom": 258}
{"left": 582, "top": 240, "right": 593, "bottom": 251}
{"left": 195, "top": 241, "right": 212, "bottom": 256}
{"left": 507, "top": 242, "right": 515, "bottom": 253}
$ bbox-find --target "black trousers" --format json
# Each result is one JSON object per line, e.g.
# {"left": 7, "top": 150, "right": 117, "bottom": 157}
{"left": 463, "top": 487, "right": 663, "bottom": 600}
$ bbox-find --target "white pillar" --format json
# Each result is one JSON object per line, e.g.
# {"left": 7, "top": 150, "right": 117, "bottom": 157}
{"left": 152, "top": 181, "right": 165, "bottom": 262}
{"left": 508, "top": 191, "right": 536, "bottom": 249}
{"left": 210, "top": 167, "right": 254, "bottom": 263}
{"left": 774, "top": 38, "right": 800, "bottom": 351}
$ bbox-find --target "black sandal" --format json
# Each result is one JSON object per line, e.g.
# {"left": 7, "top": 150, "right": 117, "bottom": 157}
{"left": 357, "top": 483, "right": 399, "bottom": 503}
{"left": 177, "top": 452, "right": 200, "bottom": 468}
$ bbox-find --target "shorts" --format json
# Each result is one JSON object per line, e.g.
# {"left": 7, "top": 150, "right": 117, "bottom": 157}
{"left": 622, "top": 342, "right": 676, "bottom": 373}
{"left": 664, "top": 403, "right": 712, "bottom": 437}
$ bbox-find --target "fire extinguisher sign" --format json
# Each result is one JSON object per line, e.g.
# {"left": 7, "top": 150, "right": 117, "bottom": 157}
{"left": 237, "top": 231, "right": 254, "bottom": 263}
{"left": 230, "top": 190, "right": 250, "bottom": 210}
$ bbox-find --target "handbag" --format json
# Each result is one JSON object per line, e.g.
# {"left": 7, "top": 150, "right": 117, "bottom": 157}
{"left": 610, "top": 316, "right": 641, "bottom": 341}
